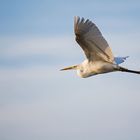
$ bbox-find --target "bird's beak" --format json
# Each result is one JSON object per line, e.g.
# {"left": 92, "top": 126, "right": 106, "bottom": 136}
{"left": 60, "top": 65, "right": 77, "bottom": 71}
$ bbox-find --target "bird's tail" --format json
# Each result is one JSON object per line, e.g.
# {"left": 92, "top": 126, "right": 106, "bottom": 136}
{"left": 118, "top": 67, "right": 140, "bottom": 74}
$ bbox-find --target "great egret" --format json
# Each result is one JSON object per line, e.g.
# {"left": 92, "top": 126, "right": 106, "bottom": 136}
{"left": 61, "top": 16, "right": 140, "bottom": 78}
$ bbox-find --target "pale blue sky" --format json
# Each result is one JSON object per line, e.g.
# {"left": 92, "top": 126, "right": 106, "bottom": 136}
{"left": 0, "top": 0, "right": 140, "bottom": 140}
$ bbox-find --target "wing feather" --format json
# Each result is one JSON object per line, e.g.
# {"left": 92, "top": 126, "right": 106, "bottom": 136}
{"left": 74, "top": 16, "right": 114, "bottom": 62}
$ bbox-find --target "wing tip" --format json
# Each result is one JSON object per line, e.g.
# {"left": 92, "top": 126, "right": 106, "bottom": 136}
{"left": 74, "top": 16, "right": 86, "bottom": 23}
{"left": 74, "top": 16, "right": 80, "bottom": 21}
{"left": 74, "top": 16, "right": 80, "bottom": 25}
{"left": 74, "top": 16, "right": 80, "bottom": 33}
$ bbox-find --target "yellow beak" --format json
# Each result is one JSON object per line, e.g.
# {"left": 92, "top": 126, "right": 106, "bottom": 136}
{"left": 60, "top": 65, "right": 77, "bottom": 71}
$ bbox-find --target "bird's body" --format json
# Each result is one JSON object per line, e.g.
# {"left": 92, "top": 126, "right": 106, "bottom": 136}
{"left": 61, "top": 16, "right": 140, "bottom": 78}
{"left": 76, "top": 60, "right": 117, "bottom": 78}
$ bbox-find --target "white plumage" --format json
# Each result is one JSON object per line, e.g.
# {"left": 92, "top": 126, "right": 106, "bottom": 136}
{"left": 61, "top": 16, "right": 140, "bottom": 78}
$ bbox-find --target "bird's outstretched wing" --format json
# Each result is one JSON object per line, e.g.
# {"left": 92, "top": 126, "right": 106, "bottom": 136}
{"left": 74, "top": 16, "right": 114, "bottom": 62}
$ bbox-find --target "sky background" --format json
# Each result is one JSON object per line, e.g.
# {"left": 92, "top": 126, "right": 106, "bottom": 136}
{"left": 0, "top": 0, "right": 140, "bottom": 140}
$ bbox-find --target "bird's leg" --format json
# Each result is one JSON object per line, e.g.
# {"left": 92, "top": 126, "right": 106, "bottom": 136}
{"left": 118, "top": 66, "right": 140, "bottom": 74}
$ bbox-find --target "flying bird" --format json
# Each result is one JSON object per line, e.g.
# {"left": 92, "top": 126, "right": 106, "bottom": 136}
{"left": 61, "top": 16, "right": 140, "bottom": 78}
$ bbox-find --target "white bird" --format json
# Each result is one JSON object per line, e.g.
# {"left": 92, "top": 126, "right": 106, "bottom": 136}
{"left": 61, "top": 16, "right": 140, "bottom": 78}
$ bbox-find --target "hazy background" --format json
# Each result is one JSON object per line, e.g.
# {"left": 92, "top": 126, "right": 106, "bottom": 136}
{"left": 0, "top": 0, "right": 140, "bottom": 140}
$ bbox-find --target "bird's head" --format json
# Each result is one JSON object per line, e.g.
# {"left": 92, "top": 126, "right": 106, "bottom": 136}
{"left": 60, "top": 64, "right": 86, "bottom": 78}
